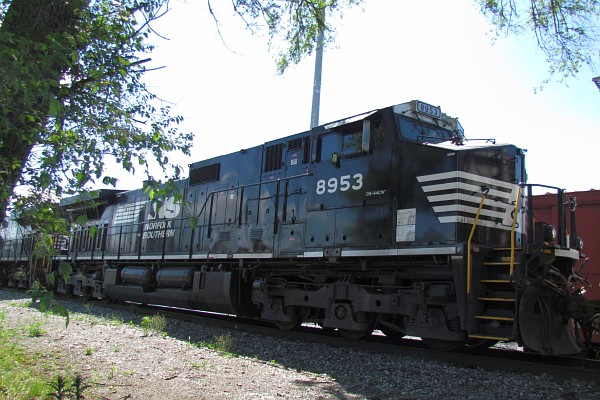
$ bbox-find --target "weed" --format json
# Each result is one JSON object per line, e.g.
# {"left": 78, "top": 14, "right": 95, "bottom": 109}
{"left": 199, "top": 332, "right": 236, "bottom": 356}
{"left": 23, "top": 320, "right": 46, "bottom": 337}
{"left": 107, "top": 363, "right": 118, "bottom": 380}
{"left": 47, "top": 374, "right": 91, "bottom": 400}
{"left": 140, "top": 313, "right": 167, "bottom": 336}
{"left": 47, "top": 375, "right": 69, "bottom": 400}
{"left": 107, "top": 313, "right": 124, "bottom": 326}
{"left": 191, "top": 360, "right": 209, "bottom": 369}
{"left": 85, "top": 346, "right": 93, "bottom": 356}
{"left": 71, "top": 374, "right": 91, "bottom": 400}
{"left": 84, "top": 303, "right": 94, "bottom": 314}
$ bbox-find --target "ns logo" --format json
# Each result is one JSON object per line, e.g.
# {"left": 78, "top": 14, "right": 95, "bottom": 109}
{"left": 147, "top": 196, "right": 181, "bottom": 220}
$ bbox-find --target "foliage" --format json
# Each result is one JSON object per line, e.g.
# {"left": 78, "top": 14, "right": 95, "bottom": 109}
{"left": 0, "top": 0, "right": 194, "bottom": 223}
{"left": 210, "top": 0, "right": 362, "bottom": 74}
{"left": 478, "top": 0, "right": 600, "bottom": 83}
{"left": 31, "top": 278, "right": 71, "bottom": 328}
{"left": 140, "top": 313, "right": 167, "bottom": 336}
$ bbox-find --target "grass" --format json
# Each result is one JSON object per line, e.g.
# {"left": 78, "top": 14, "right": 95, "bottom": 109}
{"left": 7, "top": 300, "right": 31, "bottom": 308}
{"left": 0, "top": 310, "right": 92, "bottom": 399}
{"left": 0, "top": 311, "right": 51, "bottom": 398}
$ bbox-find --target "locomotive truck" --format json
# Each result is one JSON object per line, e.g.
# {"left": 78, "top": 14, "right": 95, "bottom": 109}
{"left": 1, "top": 100, "right": 599, "bottom": 355}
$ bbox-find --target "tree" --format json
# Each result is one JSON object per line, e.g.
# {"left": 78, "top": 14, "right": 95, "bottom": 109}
{"left": 0, "top": 0, "right": 194, "bottom": 226}
{"left": 0, "top": 0, "right": 361, "bottom": 227}
{"left": 477, "top": 0, "right": 600, "bottom": 83}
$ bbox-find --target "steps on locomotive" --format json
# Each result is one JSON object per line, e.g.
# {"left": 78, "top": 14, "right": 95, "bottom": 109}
{"left": 468, "top": 247, "right": 520, "bottom": 341}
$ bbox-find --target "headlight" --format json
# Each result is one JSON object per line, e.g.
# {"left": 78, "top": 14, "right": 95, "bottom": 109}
{"left": 575, "top": 236, "right": 584, "bottom": 251}
{"left": 543, "top": 224, "right": 557, "bottom": 242}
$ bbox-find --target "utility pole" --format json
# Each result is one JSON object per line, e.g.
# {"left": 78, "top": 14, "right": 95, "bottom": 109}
{"left": 310, "top": 10, "right": 325, "bottom": 129}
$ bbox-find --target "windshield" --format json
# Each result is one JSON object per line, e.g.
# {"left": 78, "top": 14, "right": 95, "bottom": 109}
{"left": 396, "top": 116, "right": 456, "bottom": 142}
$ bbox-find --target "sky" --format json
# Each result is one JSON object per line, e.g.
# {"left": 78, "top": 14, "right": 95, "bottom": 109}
{"left": 116, "top": 0, "right": 600, "bottom": 194}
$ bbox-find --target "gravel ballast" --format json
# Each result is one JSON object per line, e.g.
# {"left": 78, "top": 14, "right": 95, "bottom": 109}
{"left": 1, "top": 289, "right": 599, "bottom": 400}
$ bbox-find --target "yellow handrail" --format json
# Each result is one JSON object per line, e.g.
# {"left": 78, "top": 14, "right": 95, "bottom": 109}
{"left": 467, "top": 191, "right": 487, "bottom": 294}
{"left": 510, "top": 185, "right": 523, "bottom": 276}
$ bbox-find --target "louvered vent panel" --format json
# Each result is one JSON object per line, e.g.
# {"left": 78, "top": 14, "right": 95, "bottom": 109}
{"left": 218, "top": 231, "right": 231, "bottom": 241}
{"left": 264, "top": 143, "right": 283, "bottom": 172}
{"left": 250, "top": 229, "right": 263, "bottom": 240}
{"left": 287, "top": 138, "right": 303, "bottom": 151}
{"left": 303, "top": 136, "right": 311, "bottom": 164}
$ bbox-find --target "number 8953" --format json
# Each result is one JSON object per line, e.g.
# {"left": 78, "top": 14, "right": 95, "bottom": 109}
{"left": 316, "top": 173, "right": 363, "bottom": 195}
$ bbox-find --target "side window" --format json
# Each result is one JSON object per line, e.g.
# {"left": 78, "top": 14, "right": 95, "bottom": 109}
{"left": 342, "top": 130, "right": 363, "bottom": 156}
{"left": 319, "top": 133, "right": 342, "bottom": 162}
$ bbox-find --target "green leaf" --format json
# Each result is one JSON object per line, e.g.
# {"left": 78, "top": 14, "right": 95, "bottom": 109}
{"left": 59, "top": 261, "right": 73, "bottom": 282}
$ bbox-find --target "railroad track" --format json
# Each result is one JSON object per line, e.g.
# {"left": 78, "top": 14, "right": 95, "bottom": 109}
{"left": 104, "top": 299, "right": 600, "bottom": 383}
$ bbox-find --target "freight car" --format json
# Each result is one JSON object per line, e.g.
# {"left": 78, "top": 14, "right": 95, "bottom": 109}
{"left": 1, "top": 100, "right": 599, "bottom": 355}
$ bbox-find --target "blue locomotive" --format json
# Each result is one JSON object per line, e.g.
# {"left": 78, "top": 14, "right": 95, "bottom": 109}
{"left": 2, "top": 100, "right": 599, "bottom": 355}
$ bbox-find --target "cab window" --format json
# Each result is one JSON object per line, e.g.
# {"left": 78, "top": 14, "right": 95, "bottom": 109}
{"left": 342, "top": 130, "right": 363, "bottom": 156}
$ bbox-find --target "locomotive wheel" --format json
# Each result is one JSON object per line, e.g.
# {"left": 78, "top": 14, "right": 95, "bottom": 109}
{"left": 274, "top": 318, "right": 302, "bottom": 331}
{"left": 337, "top": 328, "right": 372, "bottom": 340}
{"left": 273, "top": 305, "right": 303, "bottom": 331}
{"left": 421, "top": 338, "right": 466, "bottom": 352}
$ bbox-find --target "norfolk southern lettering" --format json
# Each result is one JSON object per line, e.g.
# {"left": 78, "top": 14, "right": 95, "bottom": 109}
{"left": 143, "top": 220, "right": 176, "bottom": 239}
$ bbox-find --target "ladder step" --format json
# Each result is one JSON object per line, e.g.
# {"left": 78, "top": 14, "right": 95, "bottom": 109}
{"left": 480, "top": 279, "right": 512, "bottom": 284}
{"left": 469, "top": 334, "right": 511, "bottom": 341}
{"left": 475, "top": 315, "right": 514, "bottom": 321}
{"left": 478, "top": 297, "right": 515, "bottom": 302}
{"left": 484, "top": 261, "right": 517, "bottom": 266}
